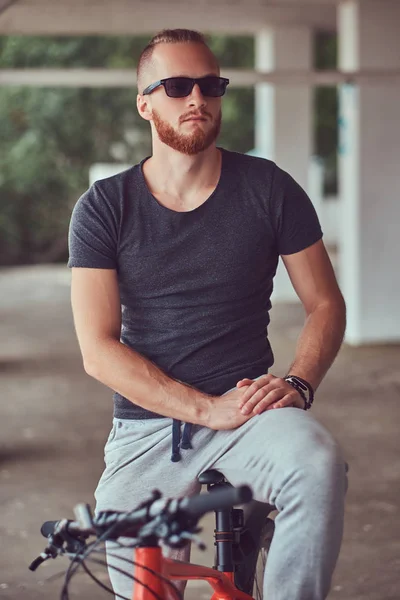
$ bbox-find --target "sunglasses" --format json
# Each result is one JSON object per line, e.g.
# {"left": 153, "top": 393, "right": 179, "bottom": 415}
{"left": 142, "top": 76, "right": 230, "bottom": 98}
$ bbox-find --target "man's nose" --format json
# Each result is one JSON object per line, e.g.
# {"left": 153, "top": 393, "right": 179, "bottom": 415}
{"left": 188, "top": 83, "right": 207, "bottom": 107}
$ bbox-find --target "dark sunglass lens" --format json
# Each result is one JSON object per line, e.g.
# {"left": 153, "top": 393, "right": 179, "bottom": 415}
{"left": 165, "top": 78, "right": 193, "bottom": 97}
{"left": 199, "top": 77, "right": 227, "bottom": 97}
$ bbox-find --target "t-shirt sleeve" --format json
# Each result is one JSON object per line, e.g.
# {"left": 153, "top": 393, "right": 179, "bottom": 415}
{"left": 68, "top": 182, "right": 118, "bottom": 269}
{"left": 271, "top": 165, "right": 323, "bottom": 255}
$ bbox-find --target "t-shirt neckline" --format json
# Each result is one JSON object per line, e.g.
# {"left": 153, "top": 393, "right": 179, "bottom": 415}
{"left": 139, "top": 147, "right": 226, "bottom": 215}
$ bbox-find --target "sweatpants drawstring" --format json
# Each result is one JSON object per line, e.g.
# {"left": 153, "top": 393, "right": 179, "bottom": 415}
{"left": 171, "top": 419, "right": 193, "bottom": 462}
{"left": 181, "top": 423, "right": 193, "bottom": 449}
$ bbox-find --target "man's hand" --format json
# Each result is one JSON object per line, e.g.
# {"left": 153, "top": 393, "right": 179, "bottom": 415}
{"left": 205, "top": 387, "right": 255, "bottom": 430}
{"left": 236, "top": 374, "right": 305, "bottom": 414}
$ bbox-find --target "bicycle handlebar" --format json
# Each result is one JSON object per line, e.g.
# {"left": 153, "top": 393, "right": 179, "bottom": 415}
{"left": 40, "top": 521, "right": 60, "bottom": 538}
{"left": 39, "top": 484, "right": 252, "bottom": 542}
{"left": 180, "top": 483, "right": 252, "bottom": 517}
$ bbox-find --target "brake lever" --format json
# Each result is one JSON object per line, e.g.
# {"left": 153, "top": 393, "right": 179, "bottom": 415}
{"left": 29, "top": 551, "right": 52, "bottom": 571}
{"left": 29, "top": 521, "right": 88, "bottom": 572}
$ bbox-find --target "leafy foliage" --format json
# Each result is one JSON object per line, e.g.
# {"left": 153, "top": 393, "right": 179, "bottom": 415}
{"left": 314, "top": 32, "right": 338, "bottom": 194}
{"left": 0, "top": 35, "right": 255, "bottom": 265}
{"left": 0, "top": 33, "right": 336, "bottom": 265}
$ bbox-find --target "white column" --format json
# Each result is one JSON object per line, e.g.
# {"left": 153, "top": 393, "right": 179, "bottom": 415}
{"left": 255, "top": 26, "right": 313, "bottom": 302}
{"left": 338, "top": 0, "right": 400, "bottom": 344}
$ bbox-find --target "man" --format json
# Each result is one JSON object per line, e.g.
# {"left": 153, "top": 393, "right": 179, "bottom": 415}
{"left": 68, "top": 29, "right": 347, "bottom": 600}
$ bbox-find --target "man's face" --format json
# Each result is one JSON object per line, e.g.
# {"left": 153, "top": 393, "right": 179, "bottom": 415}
{"left": 141, "top": 43, "right": 223, "bottom": 155}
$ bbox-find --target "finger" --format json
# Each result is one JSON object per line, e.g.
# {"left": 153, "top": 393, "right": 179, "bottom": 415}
{"left": 236, "top": 378, "right": 254, "bottom": 388}
{"left": 252, "top": 389, "right": 288, "bottom": 414}
{"left": 240, "top": 384, "right": 271, "bottom": 412}
{"left": 270, "top": 393, "right": 303, "bottom": 411}
{"left": 238, "top": 375, "right": 274, "bottom": 407}
{"left": 268, "top": 401, "right": 283, "bottom": 410}
{"left": 240, "top": 382, "right": 279, "bottom": 412}
{"left": 241, "top": 387, "right": 283, "bottom": 415}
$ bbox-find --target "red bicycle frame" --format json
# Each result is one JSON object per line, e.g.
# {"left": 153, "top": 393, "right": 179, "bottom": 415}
{"left": 133, "top": 546, "right": 254, "bottom": 600}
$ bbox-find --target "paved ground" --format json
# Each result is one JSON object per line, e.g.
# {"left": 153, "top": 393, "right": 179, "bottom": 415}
{"left": 0, "top": 265, "right": 399, "bottom": 600}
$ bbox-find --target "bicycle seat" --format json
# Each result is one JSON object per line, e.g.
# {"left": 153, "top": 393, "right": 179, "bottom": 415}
{"left": 198, "top": 469, "right": 227, "bottom": 485}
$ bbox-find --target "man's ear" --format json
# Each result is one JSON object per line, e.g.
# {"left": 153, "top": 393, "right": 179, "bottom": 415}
{"left": 137, "top": 94, "right": 152, "bottom": 122}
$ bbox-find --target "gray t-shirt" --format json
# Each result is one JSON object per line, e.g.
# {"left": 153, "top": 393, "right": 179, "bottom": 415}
{"left": 68, "top": 148, "right": 322, "bottom": 419}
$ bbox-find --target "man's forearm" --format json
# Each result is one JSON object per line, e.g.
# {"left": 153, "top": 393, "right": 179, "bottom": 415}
{"left": 84, "top": 338, "right": 213, "bottom": 424}
{"left": 286, "top": 300, "right": 346, "bottom": 391}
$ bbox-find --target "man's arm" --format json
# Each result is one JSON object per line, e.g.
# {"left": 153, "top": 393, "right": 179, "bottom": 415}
{"left": 71, "top": 267, "right": 213, "bottom": 424}
{"left": 237, "top": 240, "right": 346, "bottom": 414}
{"left": 281, "top": 239, "right": 346, "bottom": 389}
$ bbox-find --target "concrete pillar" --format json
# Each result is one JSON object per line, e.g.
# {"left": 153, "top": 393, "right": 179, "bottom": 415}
{"left": 255, "top": 26, "right": 313, "bottom": 187}
{"left": 255, "top": 26, "right": 314, "bottom": 302}
{"left": 338, "top": 0, "right": 400, "bottom": 344}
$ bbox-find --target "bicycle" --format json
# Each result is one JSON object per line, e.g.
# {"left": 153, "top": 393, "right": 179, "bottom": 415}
{"left": 30, "top": 469, "right": 276, "bottom": 600}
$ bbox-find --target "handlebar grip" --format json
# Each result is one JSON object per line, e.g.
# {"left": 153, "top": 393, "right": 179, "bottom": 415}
{"left": 41, "top": 521, "right": 60, "bottom": 538}
{"left": 181, "top": 485, "right": 252, "bottom": 518}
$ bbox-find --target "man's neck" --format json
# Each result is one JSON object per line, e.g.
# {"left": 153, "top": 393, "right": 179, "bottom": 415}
{"left": 142, "top": 145, "right": 222, "bottom": 211}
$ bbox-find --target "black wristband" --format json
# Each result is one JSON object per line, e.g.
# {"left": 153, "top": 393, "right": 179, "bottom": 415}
{"left": 284, "top": 375, "right": 314, "bottom": 410}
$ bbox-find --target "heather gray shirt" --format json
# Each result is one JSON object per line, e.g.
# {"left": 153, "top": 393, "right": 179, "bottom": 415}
{"left": 68, "top": 149, "right": 322, "bottom": 419}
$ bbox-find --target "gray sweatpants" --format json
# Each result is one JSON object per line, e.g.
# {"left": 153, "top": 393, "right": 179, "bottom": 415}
{"left": 95, "top": 406, "right": 348, "bottom": 600}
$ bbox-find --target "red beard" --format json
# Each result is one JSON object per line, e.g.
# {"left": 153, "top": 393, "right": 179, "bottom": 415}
{"left": 152, "top": 109, "right": 221, "bottom": 155}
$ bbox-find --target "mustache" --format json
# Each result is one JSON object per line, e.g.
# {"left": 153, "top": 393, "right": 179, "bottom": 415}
{"left": 180, "top": 110, "right": 212, "bottom": 123}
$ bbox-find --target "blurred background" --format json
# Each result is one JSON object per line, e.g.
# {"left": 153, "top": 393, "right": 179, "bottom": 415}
{"left": 0, "top": 1, "right": 399, "bottom": 599}
{"left": 0, "top": 31, "right": 337, "bottom": 267}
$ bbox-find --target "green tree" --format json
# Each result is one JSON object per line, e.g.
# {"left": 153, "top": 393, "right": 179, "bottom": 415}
{"left": 314, "top": 32, "right": 338, "bottom": 194}
{"left": 0, "top": 34, "right": 254, "bottom": 265}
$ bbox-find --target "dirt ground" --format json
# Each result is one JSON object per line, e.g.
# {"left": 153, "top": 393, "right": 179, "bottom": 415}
{"left": 0, "top": 265, "right": 399, "bottom": 600}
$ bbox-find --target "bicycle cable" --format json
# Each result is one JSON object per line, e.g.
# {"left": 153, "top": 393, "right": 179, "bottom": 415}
{"left": 79, "top": 555, "right": 129, "bottom": 598}
{"left": 80, "top": 555, "right": 169, "bottom": 600}
{"left": 90, "top": 545, "right": 184, "bottom": 600}
{"left": 61, "top": 543, "right": 88, "bottom": 600}
{"left": 60, "top": 525, "right": 177, "bottom": 600}
{"left": 60, "top": 526, "right": 114, "bottom": 599}
{"left": 62, "top": 542, "right": 138, "bottom": 600}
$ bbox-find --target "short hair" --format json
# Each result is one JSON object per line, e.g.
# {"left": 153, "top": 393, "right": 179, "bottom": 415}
{"left": 137, "top": 29, "right": 214, "bottom": 93}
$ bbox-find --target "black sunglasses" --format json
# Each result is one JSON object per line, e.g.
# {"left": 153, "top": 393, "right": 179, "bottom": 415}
{"left": 142, "top": 76, "right": 230, "bottom": 98}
